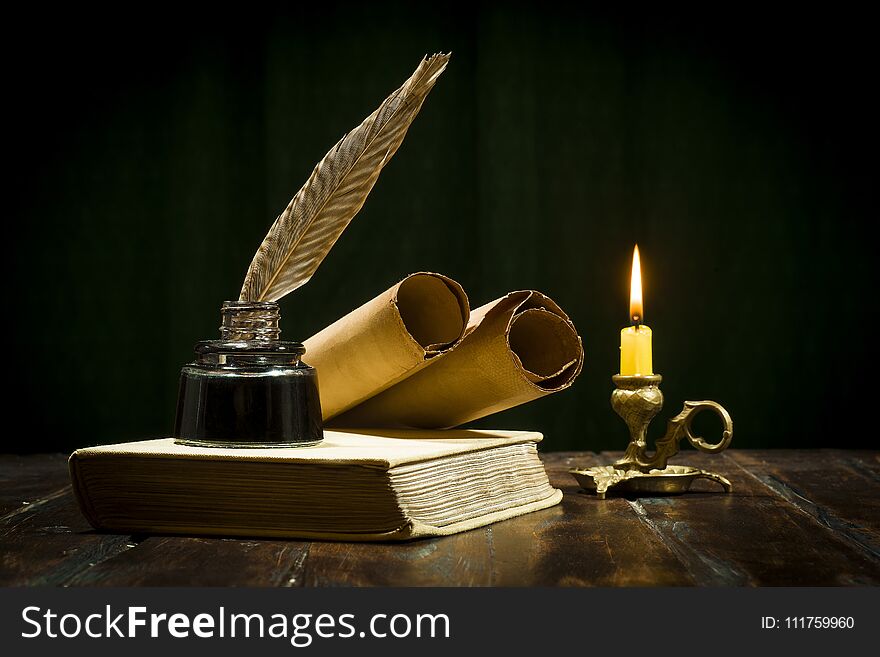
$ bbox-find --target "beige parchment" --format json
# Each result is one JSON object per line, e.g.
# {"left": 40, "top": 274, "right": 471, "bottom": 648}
{"left": 303, "top": 272, "right": 469, "bottom": 419}
{"left": 319, "top": 285, "right": 584, "bottom": 429}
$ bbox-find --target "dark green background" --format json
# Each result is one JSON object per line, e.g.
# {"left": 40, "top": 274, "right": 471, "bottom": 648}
{"left": 7, "top": 4, "right": 871, "bottom": 453}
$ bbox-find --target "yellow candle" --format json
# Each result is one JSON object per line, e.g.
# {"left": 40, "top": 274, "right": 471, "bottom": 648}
{"left": 620, "top": 325, "right": 653, "bottom": 375}
{"left": 620, "top": 245, "right": 653, "bottom": 375}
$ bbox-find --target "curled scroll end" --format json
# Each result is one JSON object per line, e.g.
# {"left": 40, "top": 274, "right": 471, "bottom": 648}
{"left": 506, "top": 305, "right": 584, "bottom": 391}
{"left": 393, "top": 272, "right": 470, "bottom": 355}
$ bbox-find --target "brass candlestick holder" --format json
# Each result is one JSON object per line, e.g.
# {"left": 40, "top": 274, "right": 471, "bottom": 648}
{"left": 572, "top": 374, "right": 734, "bottom": 498}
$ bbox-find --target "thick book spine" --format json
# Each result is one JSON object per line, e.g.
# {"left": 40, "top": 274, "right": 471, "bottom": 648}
{"left": 67, "top": 453, "right": 104, "bottom": 532}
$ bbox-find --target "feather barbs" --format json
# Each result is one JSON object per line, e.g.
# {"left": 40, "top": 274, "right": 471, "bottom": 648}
{"left": 239, "top": 53, "right": 450, "bottom": 302}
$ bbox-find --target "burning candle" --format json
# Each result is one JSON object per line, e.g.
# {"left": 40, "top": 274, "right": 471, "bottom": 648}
{"left": 620, "top": 245, "right": 653, "bottom": 375}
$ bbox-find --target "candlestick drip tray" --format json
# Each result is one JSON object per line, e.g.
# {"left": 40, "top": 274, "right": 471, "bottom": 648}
{"left": 571, "top": 464, "right": 732, "bottom": 499}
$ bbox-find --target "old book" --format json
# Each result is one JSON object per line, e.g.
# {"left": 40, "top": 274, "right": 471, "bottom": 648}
{"left": 69, "top": 429, "right": 561, "bottom": 541}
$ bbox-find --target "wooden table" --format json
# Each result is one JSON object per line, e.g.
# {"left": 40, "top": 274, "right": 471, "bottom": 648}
{"left": 2, "top": 450, "right": 878, "bottom": 586}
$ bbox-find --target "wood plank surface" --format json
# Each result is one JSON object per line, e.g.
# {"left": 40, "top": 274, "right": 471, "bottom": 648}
{"left": 64, "top": 536, "right": 312, "bottom": 587}
{"left": 0, "top": 489, "right": 137, "bottom": 586}
{"left": 1, "top": 451, "right": 878, "bottom": 587}
{"left": 0, "top": 453, "right": 71, "bottom": 516}
{"left": 597, "top": 450, "right": 880, "bottom": 586}
{"left": 724, "top": 450, "right": 880, "bottom": 559}
{"left": 490, "top": 452, "right": 694, "bottom": 586}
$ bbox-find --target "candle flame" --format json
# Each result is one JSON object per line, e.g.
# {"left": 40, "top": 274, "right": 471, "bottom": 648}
{"left": 630, "top": 244, "right": 643, "bottom": 324}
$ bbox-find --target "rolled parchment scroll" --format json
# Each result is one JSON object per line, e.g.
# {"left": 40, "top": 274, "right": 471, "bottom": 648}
{"left": 303, "top": 273, "right": 469, "bottom": 419}
{"left": 304, "top": 274, "right": 583, "bottom": 429}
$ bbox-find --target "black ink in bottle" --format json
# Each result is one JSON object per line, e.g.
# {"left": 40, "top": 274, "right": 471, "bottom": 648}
{"left": 174, "top": 301, "right": 323, "bottom": 447}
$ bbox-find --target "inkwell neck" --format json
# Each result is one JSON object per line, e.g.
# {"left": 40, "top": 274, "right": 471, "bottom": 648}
{"left": 220, "top": 301, "right": 281, "bottom": 342}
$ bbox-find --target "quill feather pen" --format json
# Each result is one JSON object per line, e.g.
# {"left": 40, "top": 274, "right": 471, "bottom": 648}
{"left": 239, "top": 53, "right": 450, "bottom": 302}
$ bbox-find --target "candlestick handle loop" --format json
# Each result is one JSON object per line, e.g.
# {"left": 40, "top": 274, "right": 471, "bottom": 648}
{"left": 678, "top": 400, "right": 733, "bottom": 453}
{"left": 649, "top": 400, "right": 733, "bottom": 470}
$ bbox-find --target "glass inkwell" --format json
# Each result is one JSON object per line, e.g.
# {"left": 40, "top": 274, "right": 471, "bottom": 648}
{"left": 173, "top": 301, "right": 323, "bottom": 448}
